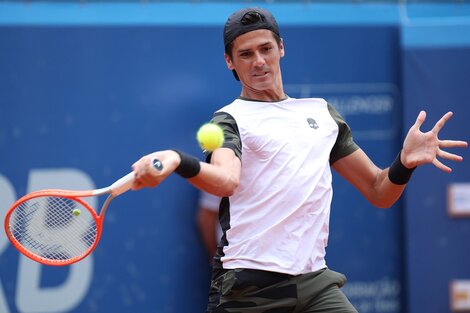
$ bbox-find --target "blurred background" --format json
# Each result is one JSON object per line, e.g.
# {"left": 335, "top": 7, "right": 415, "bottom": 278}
{"left": 0, "top": 1, "right": 469, "bottom": 312}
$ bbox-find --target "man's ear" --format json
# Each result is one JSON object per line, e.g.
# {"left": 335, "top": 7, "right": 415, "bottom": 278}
{"left": 224, "top": 53, "right": 235, "bottom": 70}
{"left": 279, "top": 38, "right": 285, "bottom": 58}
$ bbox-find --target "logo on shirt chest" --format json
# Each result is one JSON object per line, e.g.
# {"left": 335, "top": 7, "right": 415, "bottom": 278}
{"left": 306, "top": 118, "right": 319, "bottom": 129}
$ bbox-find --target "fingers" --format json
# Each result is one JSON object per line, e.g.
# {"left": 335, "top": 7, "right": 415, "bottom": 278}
{"left": 413, "top": 110, "right": 427, "bottom": 130}
{"left": 439, "top": 139, "right": 469, "bottom": 149}
{"left": 412, "top": 111, "right": 456, "bottom": 135}
{"left": 132, "top": 174, "right": 158, "bottom": 190}
{"left": 405, "top": 111, "right": 465, "bottom": 173}
{"left": 433, "top": 138, "right": 466, "bottom": 172}
{"left": 131, "top": 156, "right": 163, "bottom": 190}
{"left": 437, "top": 149, "right": 464, "bottom": 162}
{"left": 432, "top": 158, "right": 452, "bottom": 173}
{"left": 431, "top": 111, "right": 453, "bottom": 134}
{"left": 130, "top": 150, "right": 181, "bottom": 190}
{"left": 134, "top": 159, "right": 164, "bottom": 189}
{"left": 135, "top": 175, "right": 158, "bottom": 188}
{"left": 131, "top": 179, "right": 152, "bottom": 191}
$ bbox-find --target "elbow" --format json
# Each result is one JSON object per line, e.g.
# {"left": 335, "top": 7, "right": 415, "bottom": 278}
{"left": 215, "top": 176, "right": 239, "bottom": 197}
{"left": 375, "top": 202, "right": 393, "bottom": 209}
{"left": 213, "top": 187, "right": 237, "bottom": 198}
{"left": 366, "top": 182, "right": 402, "bottom": 209}
{"left": 369, "top": 197, "right": 396, "bottom": 209}
{"left": 224, "top": 172, "right": 240, "bottom": 196}
{"left": 223, "top": 180, "right": 240, "bottom": 197}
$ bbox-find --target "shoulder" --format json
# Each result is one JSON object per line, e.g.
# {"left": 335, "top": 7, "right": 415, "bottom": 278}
{"left": 216, "top": 99, "right": 243, "bottom": 115}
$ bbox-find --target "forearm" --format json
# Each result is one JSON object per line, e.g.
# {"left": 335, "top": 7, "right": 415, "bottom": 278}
{"left": 333, "top": 149, "right": 411, "bottom": 209}
{"left": 368, "top": 151, "right": 416, "bottom": 208}
{"left": 188, "top": 148, "right": 240, "bottom": 197}
{"left": 369, "top": 167, "right": 407, "bottom": 208}
{"left": 170, "top": 147, "right": 240, "bottom": 197}
{"left": 132, "top": 148, "right": 240, "bottom": 196}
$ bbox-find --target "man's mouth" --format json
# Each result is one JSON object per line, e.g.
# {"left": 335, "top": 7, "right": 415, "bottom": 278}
{"left": 253, "top": 72, "right": 269, "bottom": 77}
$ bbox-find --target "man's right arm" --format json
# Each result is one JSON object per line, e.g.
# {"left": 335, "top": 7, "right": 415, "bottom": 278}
{"left": 130, "top": 147, "right": 241, "bottom": 197}
{"left": 132, "top": 110, "right": 242, "bottom": 195}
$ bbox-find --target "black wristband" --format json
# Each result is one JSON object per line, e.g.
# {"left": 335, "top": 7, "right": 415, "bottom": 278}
{"left": 172, "top": 150, "right": 201, "bottom": 179}
{"left": 388, "top": 151, "right": 416, "bottom": 185}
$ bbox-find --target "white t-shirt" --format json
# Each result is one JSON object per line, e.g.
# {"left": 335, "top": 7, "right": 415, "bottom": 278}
{"left": 208, "top": 97, "right": 358, "bottom": 275}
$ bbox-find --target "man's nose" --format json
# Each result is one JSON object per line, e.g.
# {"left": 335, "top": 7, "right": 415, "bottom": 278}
{"left": 253, "top": 52, "right": 265, "bottom": 67}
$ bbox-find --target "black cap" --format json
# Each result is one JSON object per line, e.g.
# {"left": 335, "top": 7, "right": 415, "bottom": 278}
{"left": 223, "top": 7, "right": 280, "bottom": 50}
{"left": 224, "top": 8, "right": 280, "bottom": 81}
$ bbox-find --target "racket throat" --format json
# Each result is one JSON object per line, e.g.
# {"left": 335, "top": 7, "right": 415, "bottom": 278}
{"left": 100, "top": 195, "right": 115, "bottom": 219}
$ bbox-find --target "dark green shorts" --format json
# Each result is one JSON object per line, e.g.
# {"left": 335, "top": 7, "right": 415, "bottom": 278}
{"left": 206, "top": 267, "right": 358, "bottom": 313}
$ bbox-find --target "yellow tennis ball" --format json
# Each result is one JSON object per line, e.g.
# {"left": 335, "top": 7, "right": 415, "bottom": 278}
{"left": 197, "top": 123, "right": 224, "bottom": 151}
{"left": 72, "top": 209, "right": 81, "bottom": 216}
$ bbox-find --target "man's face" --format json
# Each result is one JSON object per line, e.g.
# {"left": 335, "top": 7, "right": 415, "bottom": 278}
{"left": 225, "top": 29, "right": 284, "bottom": 93}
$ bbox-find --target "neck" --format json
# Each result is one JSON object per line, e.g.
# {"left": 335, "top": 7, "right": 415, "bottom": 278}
{"left": 240, "top": 84, "right": 286, "bottom": 102}
{"left": 240, "top": 92, "right": 287, "bottom": 102}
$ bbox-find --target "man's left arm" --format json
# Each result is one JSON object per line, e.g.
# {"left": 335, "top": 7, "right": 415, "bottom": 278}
{"left": 332, "top": 111, "right": 468, "bottom": 208}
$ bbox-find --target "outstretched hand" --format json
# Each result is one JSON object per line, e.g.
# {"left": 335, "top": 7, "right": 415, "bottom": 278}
{"left": 401, "top": 111, "right": 468, "bottom": 172}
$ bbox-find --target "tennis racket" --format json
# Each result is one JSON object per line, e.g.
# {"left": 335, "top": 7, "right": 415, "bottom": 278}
{"left": 4, "top": 160, "right": 162, "bottom": 266}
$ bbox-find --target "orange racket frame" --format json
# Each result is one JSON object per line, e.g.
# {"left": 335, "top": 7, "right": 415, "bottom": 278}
{"left": 4, "top": 172, "right": 134, "bottom": 266}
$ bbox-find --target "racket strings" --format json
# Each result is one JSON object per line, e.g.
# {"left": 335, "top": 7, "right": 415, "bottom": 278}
{"left": 9, "top": 196, "right": 98, "bottom": 262}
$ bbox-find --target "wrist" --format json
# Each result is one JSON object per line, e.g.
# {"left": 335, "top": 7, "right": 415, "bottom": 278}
{"left": 399, "top": 149, "right": 416, "bottom": 169}
{"left": 388, "top": 151, "right": 416, "bottom": 185}
{"left": 172, "top": 150, "right": 201, "bottom": 178}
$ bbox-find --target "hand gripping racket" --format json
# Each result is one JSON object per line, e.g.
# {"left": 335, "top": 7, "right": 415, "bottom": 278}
{"left": 4, "top": 171, "right": 138, "bottom": 266}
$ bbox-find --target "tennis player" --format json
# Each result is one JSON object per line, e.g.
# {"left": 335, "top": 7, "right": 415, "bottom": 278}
{"left": 131, "top": 7, "right": 468, "bottom": 312}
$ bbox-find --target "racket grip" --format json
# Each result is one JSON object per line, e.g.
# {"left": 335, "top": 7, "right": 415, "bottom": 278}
{"left": 110, "top": 172, "right": 135, "bottom": 196}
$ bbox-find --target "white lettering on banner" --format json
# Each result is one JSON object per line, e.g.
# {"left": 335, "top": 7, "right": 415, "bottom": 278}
{"left": 0, "top": 169, "right": 95, "bottom": 313}
{"left": 0, "top": 174, "right": 16, "bottom": 313}
{"left": 16, "top": 255, "right": 93, "bottom": 313}
{"left": 342, "top": 278, "right": 401, "bottom": 313}
{"left": 283, "top": 83, "right": 399, "bottom": 141}
{"left": 327, "top": 95, "right": 394, "bottom": 116}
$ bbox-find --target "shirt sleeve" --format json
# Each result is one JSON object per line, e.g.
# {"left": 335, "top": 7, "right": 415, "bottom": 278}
{"left": 328, "top": 103, "right": 360, "bottom": 164}
{"left": 203, "top": 111, "right": 242, "bottom": 163}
